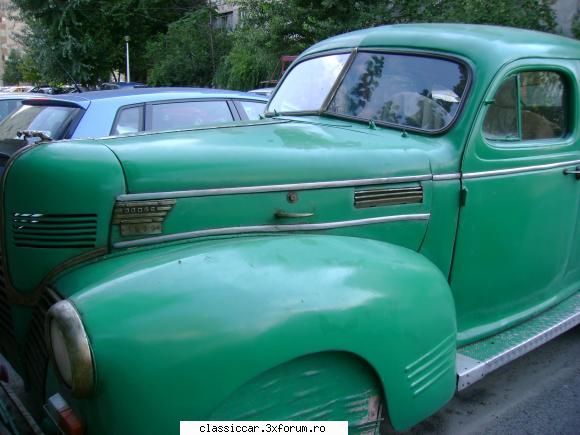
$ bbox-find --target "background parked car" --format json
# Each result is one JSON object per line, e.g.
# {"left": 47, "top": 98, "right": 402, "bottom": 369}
{"left": 0, "top": 87, "right": 267, "bottom": 163}
{"left": 249, "top": 87, "right": 275, "bottom": 98}
{"left": 0, "top": 92, "right": 47, "bottom": 123}
{"left": 98, "top": 81, "right": 147, "bottom": 90}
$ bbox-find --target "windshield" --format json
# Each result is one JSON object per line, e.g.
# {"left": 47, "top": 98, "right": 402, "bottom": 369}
{"left": 268, "top": 53, "right": 350, "bottom": 113}
{"left": 269, "top": 51, "right": 469, "bottom": 132}
{"left": 0, "top": 104, "right": 81, "bottom": 141}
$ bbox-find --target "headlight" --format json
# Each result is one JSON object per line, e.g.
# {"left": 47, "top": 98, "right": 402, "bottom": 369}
{"left": 46, "top": 300, "right": 95, "bottom": 397}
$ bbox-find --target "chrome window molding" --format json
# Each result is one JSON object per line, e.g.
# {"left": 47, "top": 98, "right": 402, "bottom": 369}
{"left": 113, "top": 213, "right": 431, "bottom": 249}
{"left": 265, "top": 48, "right": 473, "bottom": 136}
{"left": 462, "top": 159, "right": 580, "bottom": 179}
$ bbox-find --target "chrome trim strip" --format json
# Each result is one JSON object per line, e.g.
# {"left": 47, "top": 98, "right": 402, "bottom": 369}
{"left": 462, "top": 160, "right": 580, "bottom": 179}
{"left": 116, "top": 159, "right": 580, "bottom": 202}
{"left": 432, "top": 173, "right": 461, "bottom": 181}
{"left": 117, "top": 175, "right": 433, "bottom": 201}
{"left": 456, "top": 309, "right": 580, "bottom": 391}
{"left": 113, "top": 213, "right": 431, "bottom": 249}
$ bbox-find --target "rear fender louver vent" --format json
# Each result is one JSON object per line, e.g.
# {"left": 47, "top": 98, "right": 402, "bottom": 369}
{"left": 12, "top": 213, "right": 98, "bottom": 248}
{"left": 354, "top": 186, "right": 423, "bottom": 208}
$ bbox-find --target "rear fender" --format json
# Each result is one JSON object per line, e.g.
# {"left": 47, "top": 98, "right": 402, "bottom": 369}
{"left": 54, "top": 235, "right": 456, "bottom": 433}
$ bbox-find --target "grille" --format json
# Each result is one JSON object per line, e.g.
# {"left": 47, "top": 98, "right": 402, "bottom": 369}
{"left": 23, "top": 287, "right": 61, "bottom": 399}
{"left": 12, "top": 213, "right": 97, "bottom": 248}
{"left": 354, "top": 186, "right": 423, "bottom": 208}
{"left": 0, "top": 248, "right": 17, "bottom": 357}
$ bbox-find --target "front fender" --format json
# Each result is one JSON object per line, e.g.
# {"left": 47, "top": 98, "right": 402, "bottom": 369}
{"left": 53, "top": 235, "right": 456, "bottom": 434}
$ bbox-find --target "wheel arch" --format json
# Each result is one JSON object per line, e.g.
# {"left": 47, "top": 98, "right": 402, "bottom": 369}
{"left": 53, "top": 234, "right": 457, "bottom": 433}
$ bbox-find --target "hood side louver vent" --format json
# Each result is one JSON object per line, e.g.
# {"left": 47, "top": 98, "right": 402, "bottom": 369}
{"left": 12, "top": 213, "right": 98, "bottom": 248}
{"left": 354, "top": 186, "right": 423, "bottom": 208}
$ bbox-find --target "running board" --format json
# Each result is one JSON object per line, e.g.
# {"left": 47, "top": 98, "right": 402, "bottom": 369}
{"left": 456, "top": 291, "right": 580, "bottom": 391}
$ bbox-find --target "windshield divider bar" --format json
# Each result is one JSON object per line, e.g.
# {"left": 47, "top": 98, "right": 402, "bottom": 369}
{"left": 321, "top": 48, "right": 358, "bottom": 114}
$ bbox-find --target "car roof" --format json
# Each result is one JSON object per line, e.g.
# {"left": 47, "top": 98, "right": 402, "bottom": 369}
{"left": 21, "top": 87, "right": 268, "bottom": 108}
{"left": 302, "top": 24, "right": 580, "bottom": 67}
{"left": 0, "top": 92, "right": 47, "bottom": 99}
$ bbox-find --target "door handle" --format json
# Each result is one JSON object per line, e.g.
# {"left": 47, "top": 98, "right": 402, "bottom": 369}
{"left": 563, "top": 166, "right": 580, "bottom": 180}
{"left": 274, "top": 210, "right": 314, "bottom": 219}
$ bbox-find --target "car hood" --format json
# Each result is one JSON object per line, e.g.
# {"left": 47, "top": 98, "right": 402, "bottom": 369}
{"left": 101, "top": 117, "right": 435, "bottom": 194}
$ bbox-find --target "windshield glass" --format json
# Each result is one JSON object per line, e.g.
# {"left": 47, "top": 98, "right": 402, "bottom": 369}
{"left": 270, "top": 51, "right": 468, "bottom": 132}
{"left": 0, "top": 104, "right": 81, "bottom": 141}
{"left": 268, "top": 53, "right": 350, "bottom": 113}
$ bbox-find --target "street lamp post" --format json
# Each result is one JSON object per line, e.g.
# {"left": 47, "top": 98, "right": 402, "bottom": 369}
{"left": 124, "top": 35, "right": 131, "bottom": 83}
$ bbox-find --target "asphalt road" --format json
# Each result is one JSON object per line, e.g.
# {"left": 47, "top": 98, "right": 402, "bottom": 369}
{"left": 404, "top": 325, "right": 580, "bottom": 435}
{"left": 1, "top": 327, "right": 580, "bottom": 434}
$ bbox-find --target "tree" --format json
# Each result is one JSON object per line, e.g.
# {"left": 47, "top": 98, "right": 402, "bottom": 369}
{"left": 3, "top": 50, "right": 23, "bottom": 85}
{"left": 12, "top": 0, "right": 207, "bottom": 85}
{"left": 215, "top": 0, "right": 558, "bottom": 91}
{"left": 145, "top": 6, "right": 230, "bottom": 87}
{"left": 573, "top": 13, "right": 580, "bottom": 39}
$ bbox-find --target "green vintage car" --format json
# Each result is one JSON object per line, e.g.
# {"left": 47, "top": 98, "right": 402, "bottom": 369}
{"left": 1, "top": 24, "right": 580, "bottom": 434}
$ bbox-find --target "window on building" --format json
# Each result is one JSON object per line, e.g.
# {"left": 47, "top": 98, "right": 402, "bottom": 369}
{"left": 213, "top": 11, "right": 234, "bottom": 30}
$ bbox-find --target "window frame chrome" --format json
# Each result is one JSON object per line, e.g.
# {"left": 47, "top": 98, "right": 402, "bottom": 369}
{"left": 266, "top": 48, "right": 473, "bottom": 136}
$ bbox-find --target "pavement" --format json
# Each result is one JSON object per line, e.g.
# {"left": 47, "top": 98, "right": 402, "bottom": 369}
{"left": 404, "top": 325, "right": 580, "bottom": 434}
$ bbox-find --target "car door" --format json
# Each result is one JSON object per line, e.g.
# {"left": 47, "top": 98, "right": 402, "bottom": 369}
{"left": 450, "top": 59, "right": 580, "bottom": 345}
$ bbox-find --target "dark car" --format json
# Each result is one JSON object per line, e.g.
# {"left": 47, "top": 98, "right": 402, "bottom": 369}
{"left": 98, "top": 81, "right": 147, "bottom": 90}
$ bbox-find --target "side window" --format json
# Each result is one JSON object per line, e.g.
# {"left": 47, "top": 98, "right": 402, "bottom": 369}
{"left": 483, "top": 71, "right": 568, "bottom": 143}
{"left": 112, "top": 106, "right": 143, "bottom": 135}
{"left": 150, "top": 101, "right": 234, "bottom": 132}
{"left": 238, "top": 100, "right": 267, "bottom": 120}
{"left": 520, "top": 72, "right": 566, "bottom": 140}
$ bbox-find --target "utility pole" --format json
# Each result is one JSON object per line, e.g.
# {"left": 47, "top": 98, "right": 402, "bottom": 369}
{"left": 124, "top": 35, "right": 131, "bottom": 82}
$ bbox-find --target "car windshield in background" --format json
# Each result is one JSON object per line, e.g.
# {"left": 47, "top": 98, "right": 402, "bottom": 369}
{"left": 269, "top": 52, "right": 469, "bottom": 132}
{"left": 0, "top": 105, "right": 81, "bottom": 141}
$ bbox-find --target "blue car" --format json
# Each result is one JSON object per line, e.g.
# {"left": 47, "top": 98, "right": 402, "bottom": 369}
{"left": 0, "top": 87, "right": 267, "bottom": 144}
{"left": 0, "top": 93, "right": 48, "bottom": 123}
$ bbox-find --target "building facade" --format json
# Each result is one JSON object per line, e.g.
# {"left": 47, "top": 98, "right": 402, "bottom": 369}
{"left": 554, "top": 0, "right": 579, "bottom": 36}
{"left": 0, "top": 0, "right": 25, "bottom": 86}
{"left": 212, "top": 0, "right": 241, "bottom": 31}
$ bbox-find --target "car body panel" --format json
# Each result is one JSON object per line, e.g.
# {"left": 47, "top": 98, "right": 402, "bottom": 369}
{"left": 1, "top": 24, "right": 579, "bottom": 434}
{"left": 451, "top": 57, "right": 580, "bottom": 344}
{"left": 53, "top": 235, "right": 456, "bottom": 433}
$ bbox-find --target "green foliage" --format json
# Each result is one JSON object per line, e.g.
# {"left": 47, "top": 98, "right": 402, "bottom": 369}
{"left": 145, "top": 6, "right": 230, "bottom": 87}
{"left": 397, "top": 0, "right": 557, "bottom": 32}
{"left": 2, "top": 50, "right": 23, "bottom": 85}
{"left": 12, "top": 0, "right": 206, "bottom": 85}
{"left": 573, "top": 13, "right": 580, "bottom": 39}
{"left": 12, "top": 0, "right": 561, "bottom": 88}
{"left": 214, "top": 26, "right": 276, "bottom": 90}
{"left": 18, "top": 52, "right": 42, "bottom": 84}
{"left": 215, "top": 0, "right": 558, "bottom": 91}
